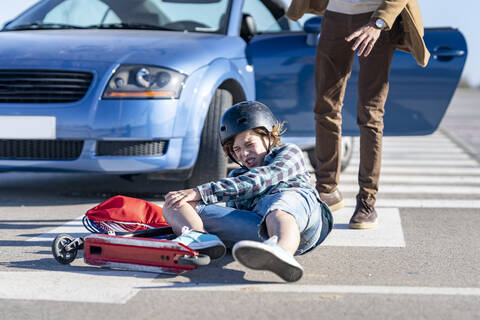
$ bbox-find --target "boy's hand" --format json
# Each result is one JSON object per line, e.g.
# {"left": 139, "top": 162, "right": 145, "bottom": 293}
{"left": 345, "top": 21, "right": 381, "bottom": 57}
{"left": 164, "top": 188, "right": 201, "bottom": 209}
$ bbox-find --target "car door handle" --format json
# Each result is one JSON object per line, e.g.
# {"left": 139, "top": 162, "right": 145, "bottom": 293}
{"left": 432, "top": 49, "right": 465, "bottom": 57}
{"left": 432, "top": 46, "right": 465, "bottom": 62}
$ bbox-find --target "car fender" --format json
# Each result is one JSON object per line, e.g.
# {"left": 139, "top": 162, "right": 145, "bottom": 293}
{"left": 173, "top": 58, "right": 254, "bottom": 169}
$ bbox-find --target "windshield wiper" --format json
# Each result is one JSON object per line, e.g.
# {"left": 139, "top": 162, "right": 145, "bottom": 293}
{"left": 6, "top": 22, "right": 88, "bottom": 31}
{"left": 87, "top": 23, "right": 174, "bottom": 31}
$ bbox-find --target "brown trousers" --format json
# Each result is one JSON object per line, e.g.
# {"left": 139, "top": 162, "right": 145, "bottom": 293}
{"left": 314, "top": 10, "right": 400, "bottom": 205}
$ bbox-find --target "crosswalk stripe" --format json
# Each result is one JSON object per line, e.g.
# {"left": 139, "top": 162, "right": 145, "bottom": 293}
{"left": 343, "top": 198, "right": 480, "bottom": 208}
{"left": 349, "top": 159, "right": 478, "bottom": 166}
{"left": 344, "top": 166, "right": 480, "bottom": 174}
{"left": 378, "top": 146, "right": 465, "bottom": 153}
{"left": 379, "top": 153, "right": 471, "bottom": 159}
{"left": 26, "top": 216, "right": 87, "bottom": 242}
{"left": 349, "top": 150, "right": 472, "bottom": 159}
{"left": 381, "top": 140, "right": 457, "bottom": 145}
{"left": 340, "top": 174, "right": 480, "bottom": 185}
{"left": 323, "top": 207, "right": 405, "bottom": 247}
{"left": 337, "top": 184, "right": 480, "bottom": 194}
{"left": 381, "top": 134, "right": 448, "bottom": 141}
{"left": 0, "top": 271, "right": 156, "bottom": 304}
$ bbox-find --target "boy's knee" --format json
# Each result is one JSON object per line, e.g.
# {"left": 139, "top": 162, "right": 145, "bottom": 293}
{"left": 162, "top": 205, "right": 175, "bottom": 220}
{"left": 163, "top": 201, "right": 197, "bottom": 217}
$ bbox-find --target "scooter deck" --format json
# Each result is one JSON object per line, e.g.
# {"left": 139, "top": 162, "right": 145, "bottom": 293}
{"left": 83, "top": 234, "right": 197, "bottom": 274}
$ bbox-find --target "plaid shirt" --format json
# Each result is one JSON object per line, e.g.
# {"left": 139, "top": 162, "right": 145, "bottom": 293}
{"left": 196, "top": 143, "right": 319, "bottom": 210}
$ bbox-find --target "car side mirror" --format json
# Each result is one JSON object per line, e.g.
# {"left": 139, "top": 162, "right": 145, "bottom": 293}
{"left": 241, "top": 14, "right": 257, "bottom": 42}
{"left": 304, "top": 16, "right": 322, "bottom": 46}
{"left": 303, "top": 16, "right": 322, "bottom": 33}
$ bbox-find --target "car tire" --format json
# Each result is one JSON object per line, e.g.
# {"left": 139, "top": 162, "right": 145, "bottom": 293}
{"left": 307, "top": 137, "right": 354, "bottom": 172}
{"left": 185, "top": 89, "right": 232, "bottom": 188}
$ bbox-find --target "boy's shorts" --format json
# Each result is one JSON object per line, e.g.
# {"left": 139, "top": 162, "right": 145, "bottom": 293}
{"left": 196, "top": 189, "right": 332, "bottom": 255}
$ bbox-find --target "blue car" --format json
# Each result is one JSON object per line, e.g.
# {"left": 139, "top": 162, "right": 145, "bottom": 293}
{"left": 0, "top": 0, "right": 467, "bottom": 186}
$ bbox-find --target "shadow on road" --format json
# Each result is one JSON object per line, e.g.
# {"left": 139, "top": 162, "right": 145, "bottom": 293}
{"left": 1, "top": 252, "right": 276, "bottom": 285}
{"left": 0, "top": 171, "right": 182, "bottom": 207}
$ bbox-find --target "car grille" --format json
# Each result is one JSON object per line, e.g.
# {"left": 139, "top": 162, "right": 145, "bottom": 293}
{"left": 0, "top": 140, "right": 84, "bottom": 160}
{"left": 0, "top": 70, "right": 93, "bottom": 103}
{"left": 96, "top": 140, "right": 168, "bottom": 156}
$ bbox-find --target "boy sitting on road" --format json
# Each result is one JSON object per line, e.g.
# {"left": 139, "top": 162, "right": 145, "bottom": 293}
{"left": 163, "top": 101, "right": 333, "bottom": 282}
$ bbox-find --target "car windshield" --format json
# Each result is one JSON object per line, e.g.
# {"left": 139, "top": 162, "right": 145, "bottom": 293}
{"left": 3, "top": 0, "right": 231, "bottom": 34}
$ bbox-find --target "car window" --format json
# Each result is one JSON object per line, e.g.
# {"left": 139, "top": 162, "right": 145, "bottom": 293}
{"left": 44, "top": 0, "right": 120, "bottom": 26}
{"left": 4, "top": 0, "right": 231, "bottom": 34}
{"left": 150, "top": 0, "right": 230, "bottom": 32}
{"left": 241, "top": 0, "right": 302, "bottom": 33}
{"left": 242, "top": 0, "right": 280, "bottom": 33}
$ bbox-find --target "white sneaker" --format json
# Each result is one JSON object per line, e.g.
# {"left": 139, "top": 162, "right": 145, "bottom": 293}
{"left": 232, "top": 236, "right": 303, "bottom": 282}
{"left": 173, "top": 227, "right": 226, "bottom": 259}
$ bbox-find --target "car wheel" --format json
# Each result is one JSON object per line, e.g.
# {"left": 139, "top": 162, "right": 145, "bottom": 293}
{"left": 185, "top": 89, "right": 232, "bottom": 187}
{"left": 307, "top": 137, "right": 354, "bottom": 172}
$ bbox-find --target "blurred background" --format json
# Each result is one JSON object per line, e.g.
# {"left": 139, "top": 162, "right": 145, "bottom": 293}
{"left": 1, "top": 0, "right": 478, "bottom": 89}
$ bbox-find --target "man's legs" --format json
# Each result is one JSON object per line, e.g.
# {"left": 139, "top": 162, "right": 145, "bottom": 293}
{"left": 314, "top": 11, "right": 356, "bottom": 210}
{"left": 351, "top": 15, "right": 397, "bottom": 228}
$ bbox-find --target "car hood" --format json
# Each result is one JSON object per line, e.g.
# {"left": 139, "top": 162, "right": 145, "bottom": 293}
{"left": 0, "top": 29, "right": 245, "bottom": 74}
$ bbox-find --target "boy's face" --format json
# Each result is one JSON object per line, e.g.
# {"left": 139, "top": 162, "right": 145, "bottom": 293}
{"left": 232, "top": 129, "right": 269, "bottom": 169}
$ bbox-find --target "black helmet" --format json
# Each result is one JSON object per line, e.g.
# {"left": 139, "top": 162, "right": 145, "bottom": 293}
{"left": 219, "top": 101, "right": 278, "bottom": 145}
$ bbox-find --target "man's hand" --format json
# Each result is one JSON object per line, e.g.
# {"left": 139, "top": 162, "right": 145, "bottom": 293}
{"left": 345, "top": 21, "right": 382, "bottom": 57}
{"left": 164, "top": 188, "right": 201, "bottom": 209}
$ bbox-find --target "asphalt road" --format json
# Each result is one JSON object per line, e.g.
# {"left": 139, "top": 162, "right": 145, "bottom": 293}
{"left": 0, "top": 88, "right": 479, "bottom": 320}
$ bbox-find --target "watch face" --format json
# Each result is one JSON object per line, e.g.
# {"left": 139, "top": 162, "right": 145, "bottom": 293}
{"left": 376, "top": 19, "right": 385, "bottom": 29}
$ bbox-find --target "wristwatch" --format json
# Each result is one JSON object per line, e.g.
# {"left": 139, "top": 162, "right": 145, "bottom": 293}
{"left": 375, "top": 18, "right": 386, "bottom": 30}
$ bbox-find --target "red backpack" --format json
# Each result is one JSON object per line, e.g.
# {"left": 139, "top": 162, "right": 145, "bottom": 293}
{"left": 83, "top": 195, "right": 169, "bottom": 233}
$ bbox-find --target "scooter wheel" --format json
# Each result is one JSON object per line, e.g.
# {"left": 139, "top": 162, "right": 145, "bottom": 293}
{"left": 177, "top": 253, "right": 210, "bottom": 267}
{"left": 52, "top": 234, "right": 78, "bottom": 265}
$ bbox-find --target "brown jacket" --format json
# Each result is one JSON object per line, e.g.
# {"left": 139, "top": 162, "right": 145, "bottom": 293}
{"left": 286, "top": 0, "right": 430, "bottom": 67}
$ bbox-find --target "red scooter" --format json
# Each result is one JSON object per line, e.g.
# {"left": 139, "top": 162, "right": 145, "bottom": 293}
{"left": 52, "top": 226, "right": 210, "bottom": 274}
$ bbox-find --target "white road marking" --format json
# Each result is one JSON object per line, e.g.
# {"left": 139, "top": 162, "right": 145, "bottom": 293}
{"left": 344, "top": 166, "right": 480, "bottom": 174}
{"left": 1, "top": 272, "right": 478, "bottom": 304}
{"left": 343, "top": 198, "right": 480, "bottom": 209}
{"left": 379, "top": 153, "right": 471, "bottom": 159}
{"left": 349, "top": 158, "right": 478, "bottom": 166}
{"left": 151, "top": 283, "right": 480, "bottom": 296}
{"left": 380, "top": 134, "right": 449, "bottom": 141}
{"left": 381, "top": 142, "right": 459, "bottom": 147}
{"left": 323, "top": 207, "right": 405, "bottom": 247}
{"left": 338, "top": 184, "right": 480, "bottom": 195}
{"left": 26, "top": 216, "right": 88, "bottom": 242}
{"left": 340, "top": 174, "right": 480, "bottom": 185}
{"left": 0, "top": 271, "right": 156, "bottom": 304}
{"left": 379, "top": 146, "right": 465, "bottom": 153}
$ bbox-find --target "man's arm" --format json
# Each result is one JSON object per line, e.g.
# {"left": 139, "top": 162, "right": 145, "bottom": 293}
{"left": 346, "top": 0, "right": 407, "bottom": 57}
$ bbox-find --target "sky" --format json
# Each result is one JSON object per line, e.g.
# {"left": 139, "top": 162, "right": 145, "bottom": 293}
{"left": 1, "top": 0, "right": 478, "bottom": 87}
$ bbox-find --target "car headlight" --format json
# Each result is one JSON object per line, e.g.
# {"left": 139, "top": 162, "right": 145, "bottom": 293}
{"left": 103, "top": 65, "right": 186, "bottom": 99}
